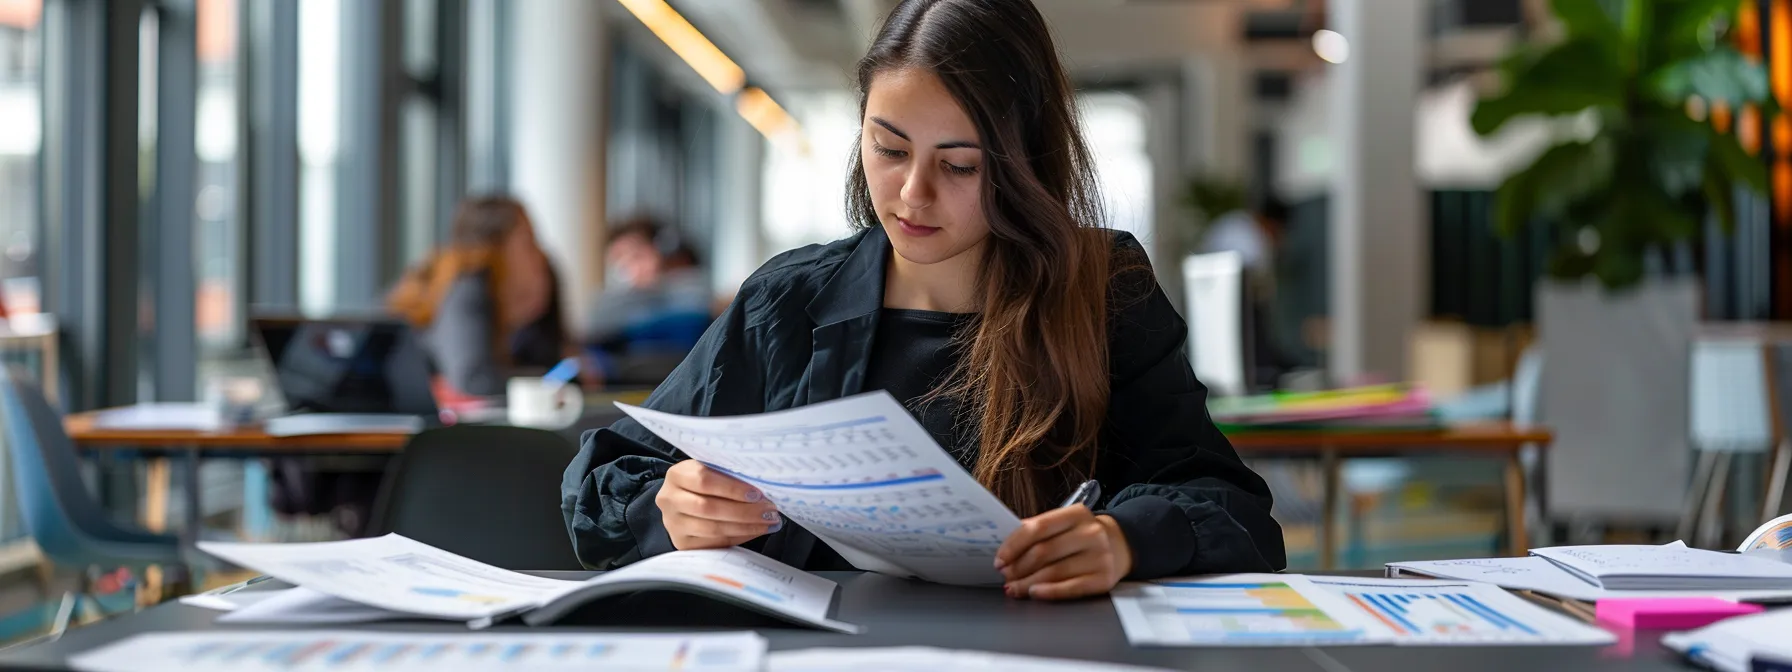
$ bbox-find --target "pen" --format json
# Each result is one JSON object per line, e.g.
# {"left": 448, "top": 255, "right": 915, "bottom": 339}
{"left": 543, "top": 357, "right": 581, "bottom": 387}
{"left": 1060, "top": 479, "right": 1101, "bottom": 510}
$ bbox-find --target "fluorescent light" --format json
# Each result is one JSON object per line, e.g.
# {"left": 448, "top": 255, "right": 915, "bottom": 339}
{"left": 615, "top": 0, "right": 746, "bottom": 95}
{"left": 1313, "top": 29, "right": 1350, "bottom": 64}
{"left": 736, "top": 86, "right": 797, "bottom": 142}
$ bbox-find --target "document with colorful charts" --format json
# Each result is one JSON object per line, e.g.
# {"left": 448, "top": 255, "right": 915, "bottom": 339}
{"left": 1110, "top": 574, "right": 1614, "bottom": 647}
{"left": 617, "top": 391, "right": 1023, "bottom": 586}
{"left": 66, "top": 630, "right": 766, "bottom": 672}
{"left": 197, "top": 534, "right": 860, "bottom": 633}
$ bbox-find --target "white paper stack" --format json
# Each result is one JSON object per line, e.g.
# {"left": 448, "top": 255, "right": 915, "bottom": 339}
{"left": 1531, "top": 545, "right": 1792, "bottom": 590}
{"left": 1662, "top": 609, "right": 1792, "bottom": 672}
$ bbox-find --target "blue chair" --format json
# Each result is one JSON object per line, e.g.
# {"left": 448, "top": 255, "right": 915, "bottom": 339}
{"left": 0, "top": 367, "right": 186, "bottom": 637}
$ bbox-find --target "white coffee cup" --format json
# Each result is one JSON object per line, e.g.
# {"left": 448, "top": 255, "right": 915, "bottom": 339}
{"left": 506, "top": 377, "right": 584, "bottom": 429}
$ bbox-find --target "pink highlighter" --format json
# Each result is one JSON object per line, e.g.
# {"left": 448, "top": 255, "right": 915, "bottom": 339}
{"left": 1594, "top": 597, "right": 1763, "bottom": 630}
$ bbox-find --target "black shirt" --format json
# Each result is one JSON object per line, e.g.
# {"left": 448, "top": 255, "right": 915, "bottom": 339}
{"left": 564, "top": 227, "right": 1288, "bottom": 580}
{"left": 804, "top": 307, "right": 975, "bottom": 570}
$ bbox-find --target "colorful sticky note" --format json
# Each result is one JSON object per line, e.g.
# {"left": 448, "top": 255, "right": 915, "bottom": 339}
{"left": 1594, "top": 598, "right": 1764, "bottom": 630}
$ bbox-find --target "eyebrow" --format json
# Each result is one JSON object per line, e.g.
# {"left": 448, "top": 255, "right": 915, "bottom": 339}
{"left": 871, "top": 117, "right": 982, "bottom": 150}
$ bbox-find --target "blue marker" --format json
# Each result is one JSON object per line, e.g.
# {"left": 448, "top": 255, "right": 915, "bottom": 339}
{"left": 543, "top": 357, "right": 581, "bottom": 386}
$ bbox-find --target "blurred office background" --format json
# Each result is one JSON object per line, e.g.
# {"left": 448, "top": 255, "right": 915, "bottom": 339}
{"left": 0, "top": 0, "right": 1785, "bottom": 641}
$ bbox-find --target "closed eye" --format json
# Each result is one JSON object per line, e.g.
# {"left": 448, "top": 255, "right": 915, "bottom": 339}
{"left": 944, "top": 162, "right": 979, "bottom": 176}
{"left": 872, "top": 142, "right": 907, "bottom": 159}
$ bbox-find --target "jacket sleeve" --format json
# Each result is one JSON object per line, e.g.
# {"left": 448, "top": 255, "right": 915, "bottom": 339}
{"left": 1095, "top": 256, "right": 1287, "bottom": 579}
{"left": 560, "top": 290, "right": 767, "bottom": 569}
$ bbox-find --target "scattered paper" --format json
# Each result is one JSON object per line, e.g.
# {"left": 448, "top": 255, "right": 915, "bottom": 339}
{"left": 618, "top": 392, "right": 1022, "bottom": 586}
{"left": 769, "top": 647, "right": 1171, "bottom": 671}
{"left": 1112, "top": 573, "right": 1614, "bottom": 647}
{"left": 197, "top": 536, "right": 856, "bottom": 632}
{"left": 1303, "top": 576, "right": 1614, "bottom": 645}
{"left": 1110, "top": 574, "right": 1376, "bottom": 646}
{"left": 1532, "top": 545, "right": 1792, "bottom": 590}
{"left": 199, "top": 535, "right": 574, "bottom": 623}
{"left": 219, "top": 587, "right": 412, "bottom": 624}
{"left": 92, "top": 403, "right": 227, "bottom": 432}
{"left": 1388, "top": 556, "right": 1792, "bottom": 603}
{"left": 1663, "top": 608, "right": 1792, "bottom": 672}
{"left": 177, "top": 589, "right": 290, "bottom": 613}
{"left": 67, "top": 631, "right": 767, "bottom": 672}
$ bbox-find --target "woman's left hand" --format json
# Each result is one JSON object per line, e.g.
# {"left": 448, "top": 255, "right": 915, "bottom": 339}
{"left": 993, "top": 505, "right": 1133, "bottom": 600}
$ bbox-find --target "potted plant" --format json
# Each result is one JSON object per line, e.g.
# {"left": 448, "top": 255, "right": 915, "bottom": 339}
{"left": 1471, "top": 0, "right": 1772, "bottom": 526}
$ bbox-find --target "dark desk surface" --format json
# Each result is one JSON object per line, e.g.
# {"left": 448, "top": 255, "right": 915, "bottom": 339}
{"left": 0, "top": 571, "right": 1696, "bottom": 671}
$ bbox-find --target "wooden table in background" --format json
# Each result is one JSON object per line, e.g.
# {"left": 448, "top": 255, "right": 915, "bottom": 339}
{"left": 1227, "top": 421, "right": 1554, "bottom": 569}
{"left": 63, "top": 413, "right": 412, "bottom": 538}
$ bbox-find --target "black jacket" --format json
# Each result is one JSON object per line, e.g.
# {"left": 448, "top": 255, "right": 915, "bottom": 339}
{"left": 561, "top": 227, "right": 1286, "bottom": 579}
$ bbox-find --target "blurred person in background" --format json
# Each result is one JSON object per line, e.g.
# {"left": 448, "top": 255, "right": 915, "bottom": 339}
{"left": 1200, "top": 196, "right": 1296, "bottom": 387}
{"left": 389, "top": 196, "right": 574, "bottom": 398}
{"left": 566, "top": 0, "right": 1283, "bottom": 601}
{"left": 582, "top": 216, "right": 713, "bottom": 386}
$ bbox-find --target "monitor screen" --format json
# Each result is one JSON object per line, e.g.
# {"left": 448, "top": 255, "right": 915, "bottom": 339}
{"left": 252, "top": 318, "right": 439, "bottom": 416}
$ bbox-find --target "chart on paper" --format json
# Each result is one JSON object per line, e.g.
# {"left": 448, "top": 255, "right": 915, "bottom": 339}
{"left": 1307, "top": 578, "right": 1615, "bottom": 645}
{"left": 618, "top": 393, "right": 1023, "bottom": 585}
{"left": 66, "top": 631, "right": 768, "bottom": 672}
{"left": 1110, "top": 575, "right": 1369, "bottom": 646}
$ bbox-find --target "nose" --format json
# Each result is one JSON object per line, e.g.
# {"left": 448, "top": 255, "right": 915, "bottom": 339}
{"left": 899, "top": 164, "right": 934, "bottom": 211}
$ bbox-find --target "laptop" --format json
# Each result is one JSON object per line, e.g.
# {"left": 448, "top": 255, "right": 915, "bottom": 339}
{"left": 250, "top": 317, "right": 439, "bottom": 436}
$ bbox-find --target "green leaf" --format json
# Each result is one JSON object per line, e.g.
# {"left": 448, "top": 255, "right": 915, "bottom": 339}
{"left": 1643, "top": 115, "right": 1711, "bottom": 197}
{"left": 1552, "top": 0, "right": 1623, "bottom": 52}
{"left": 1656, "top": 0, "right": 1738, "bottom": 55}
{"left": 1472, "top": 40, "right": 1626, "bottom": 135}
{"left": 1646, "top": 48, "right": 1772, "bottom": 105}
{"left": 1619, "top": 0, "right": 1654, "bottom": 63}
{"left": 1708, "top": 130, "right": 1770, "bottom": 194}
{"left": 1492, "top": 139, "right": 1615, "bottom": 237}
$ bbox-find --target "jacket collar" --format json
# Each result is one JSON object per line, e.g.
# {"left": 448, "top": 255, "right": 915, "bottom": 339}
{"left": 805, "top": 227, "right": 889, "bottom": 327}
{"left": 802, "top": 227, "right": 888, "bottom": 404}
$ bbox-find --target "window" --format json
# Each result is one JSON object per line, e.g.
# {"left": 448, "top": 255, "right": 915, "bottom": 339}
{"left": 1077, "top": 91, "right": 1155, "bottom": 254}
{"left": 759, "top": 90, "right": 856, "bottom": 254}
{"left": 196, "top": 0, "right": 241, "bottom": 349}
{"left": 0, "top": 0, "right": 41, "bottom": 315}
{"left": 297, "top": 0, "right": 342, "bottom": 316}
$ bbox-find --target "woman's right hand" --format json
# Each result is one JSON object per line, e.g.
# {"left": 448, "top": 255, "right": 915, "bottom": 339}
{"left": 656, "top": 461, "right": 782, "bottom": 550}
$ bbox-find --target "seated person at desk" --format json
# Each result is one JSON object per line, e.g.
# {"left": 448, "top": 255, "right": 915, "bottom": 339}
{"left": 583, "top": 217, "right": 714, "bottom": 386}
{"left": 563, "top": 0, "right": 1285, "bottom": 601}
{"left": 388, "top": 196, "right": 574, "bottom": 397}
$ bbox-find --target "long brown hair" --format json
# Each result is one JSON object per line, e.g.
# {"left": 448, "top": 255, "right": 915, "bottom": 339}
{"left": 847, "top": 0, "right": 1113, "bottom": 516}
{"left": 388, "top": 196, "right": 538, "bottom": 364}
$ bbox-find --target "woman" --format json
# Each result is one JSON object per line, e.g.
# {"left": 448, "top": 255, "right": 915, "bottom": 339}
{"left": 389, "top": 196, "right": 569, "bottom": 397}
{"left": 563, "top": 0, "right": 1284, "bottom": 600}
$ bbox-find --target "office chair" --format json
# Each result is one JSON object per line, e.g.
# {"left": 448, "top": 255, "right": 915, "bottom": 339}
{"left": 1679, "top": 339, "right": 1783, "bottom": 548}
{"left": 366, "top": 425, "right": 584, "bottom": 570}
{"left": 0, "top": 367, "right": 186, "bottom": 639}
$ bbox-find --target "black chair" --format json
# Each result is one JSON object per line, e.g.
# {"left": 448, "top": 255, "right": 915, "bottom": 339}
{"left": 366, "top": 425, "right": 584, "bottom": 570}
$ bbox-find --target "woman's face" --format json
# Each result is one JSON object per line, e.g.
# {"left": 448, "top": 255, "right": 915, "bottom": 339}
{"left": 861, "top": 67, "right": 989, "bottom": 266}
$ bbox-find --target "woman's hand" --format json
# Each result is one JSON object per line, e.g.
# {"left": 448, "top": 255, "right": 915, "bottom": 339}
{"left": 656, "top": 461, "right": 782, "bottom": 550}
{"left": 993, "top": 505, "right": 1133, "bottom": 600}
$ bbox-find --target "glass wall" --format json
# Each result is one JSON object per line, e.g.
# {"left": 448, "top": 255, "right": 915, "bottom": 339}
{"left": 196, "top": 0, "right": 241, "bottom": 349}
{"left": 0, "top": 0, "right": 40, "bottom": 315}
{"left": 297, "top": 0, "right": 341, "bottom": 316}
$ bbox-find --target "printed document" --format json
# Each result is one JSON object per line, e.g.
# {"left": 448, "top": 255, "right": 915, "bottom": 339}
{"left": 1111, "top": 574, "right": 1613, "bottom": 647}
{"left": 1388, "top": 556, "right": 1792, "bottom": 603}
{"left": 67, "top": 630, "right": 766, "bottom": 672}
{"left": 198, "top": 535, "right": 857, "bottom": 632}
{"left": 769, "top": 647, "right": 1172, "bottom": 671}
{"left": 618, "top": 392, "right": 1022, "bottom": 586}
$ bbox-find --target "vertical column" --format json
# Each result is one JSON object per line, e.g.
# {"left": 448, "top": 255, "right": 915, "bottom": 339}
{"left": 153, "top": 0, "right": 198, "bottom": 402}
{"left": 245, "top": 0, "right": 300, "bottom": 312}
{"left": 508, "top": 0, "right": 607, "bottom": 330}
{"left": 1328, "top": 0, "right": 1426, "bottom": 382}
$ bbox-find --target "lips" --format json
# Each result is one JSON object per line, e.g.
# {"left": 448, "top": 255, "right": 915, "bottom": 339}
{"left": 897, "top": 217, "right": 940, "bottom": 237}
